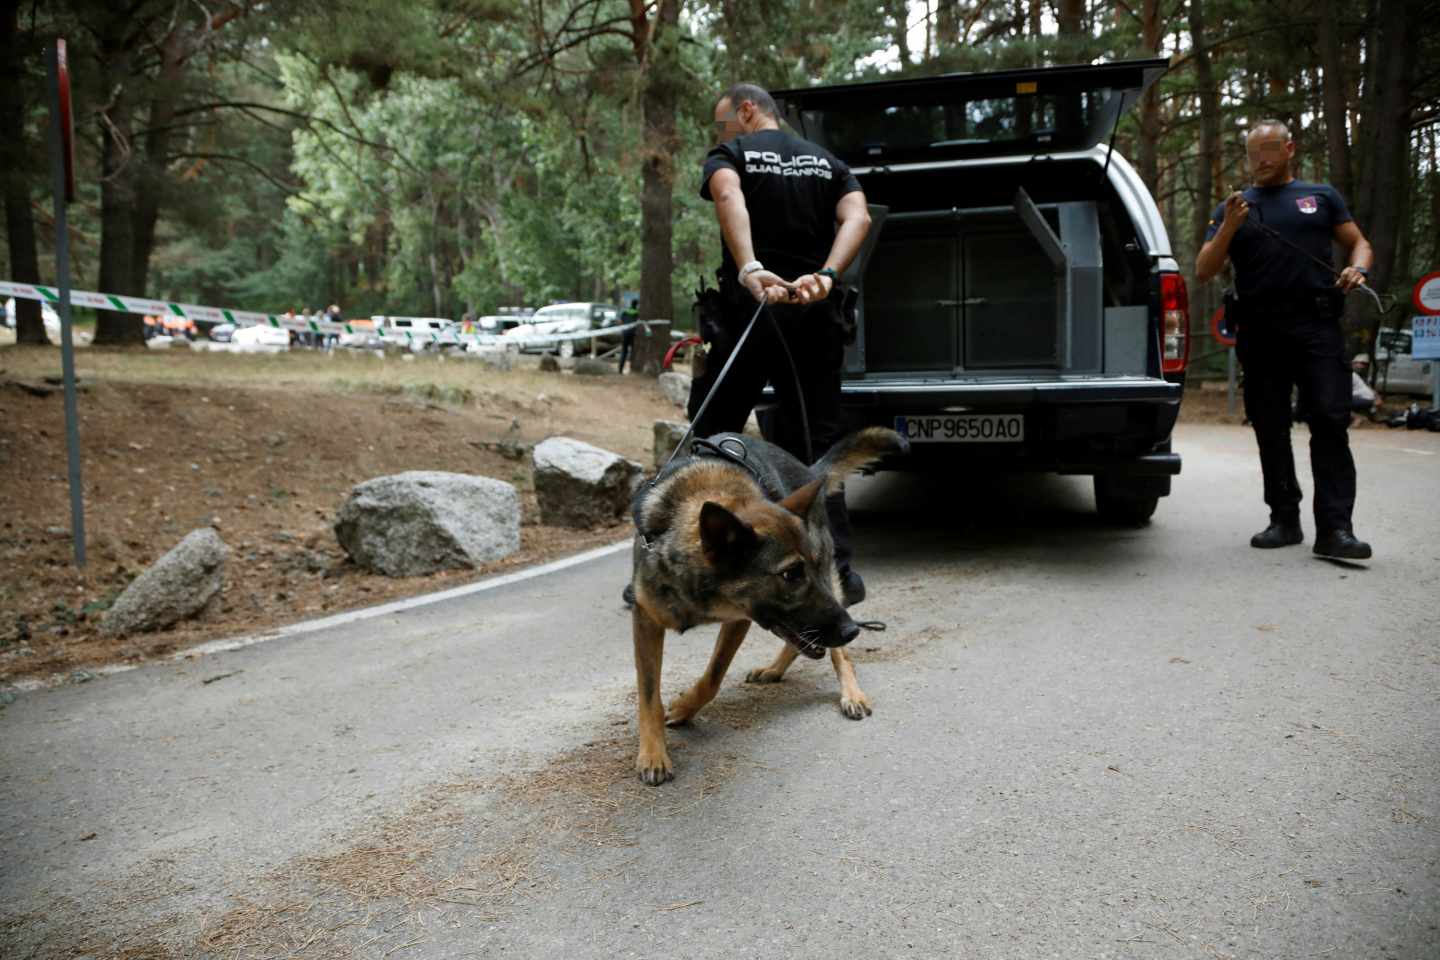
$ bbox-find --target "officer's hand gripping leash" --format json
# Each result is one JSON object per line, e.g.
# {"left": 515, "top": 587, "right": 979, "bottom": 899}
{"left": 1229, "top": 195, "right": 1393, "bottom": 317}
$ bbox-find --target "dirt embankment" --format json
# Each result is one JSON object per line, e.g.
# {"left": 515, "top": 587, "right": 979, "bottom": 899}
{"left": 0, "top": 347, "right": 682, "bottom": 684}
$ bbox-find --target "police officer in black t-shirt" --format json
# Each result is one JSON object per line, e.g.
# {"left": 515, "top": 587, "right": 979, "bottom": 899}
{"left": 690, "top": 82, "right": 873, "bottom": 603}
{"left": 1196, "top": 119, "right": 1374, "bottom": 560}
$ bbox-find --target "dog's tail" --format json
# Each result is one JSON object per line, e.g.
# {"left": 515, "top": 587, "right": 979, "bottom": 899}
{"left": 814, "top": 427, "right": 909, "bottom": 493}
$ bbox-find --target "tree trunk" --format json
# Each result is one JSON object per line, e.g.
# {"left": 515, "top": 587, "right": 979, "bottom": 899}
{"left": 1393, "top": 135, "right": 1416, "bottom": 286}
{"left": 632, "top": 0, "right": 679, "bottom": 376}
{"left": 936, "top": 0, "right": 960, "bottom": 50}
{"left": 1189, "top": 0, "right": 1221, "bottom": 325}
{"left": 427, "top": 190, "right": 443, "bottom": 317}
{"left": 1317, "top": 0, "right": 1352, "bottom": 198}
{"left": 131, "top": 28, "right": 187, "bottom": 301}
{"left": 1355, "top": 0, "right": 1419, "bottom": 359}
{"left": 887, "top": 0, "right": 912, "bottom": 69}
{"left": 93, "top": 12, "right": 144, "bottom": 345}
{"left": 1429, "top": 128, "right": 1440, "bottom": 269}
{"left": 1057, "top": 0, "right": 1084, "bottom": 45}
{"left": 0, "top": 0, "right": 45, "bottom": 344}
{"left": 1137, "top": 0, "right": 1161, "bottom": 194}
{"left": 1359, "top": 0, "right": 1418, "bottom": 295}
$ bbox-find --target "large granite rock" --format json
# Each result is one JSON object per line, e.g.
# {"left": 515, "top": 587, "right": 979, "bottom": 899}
{"left": 573, "top": 357, "right": 613, "bottom": 377}
{"left": 657, "top": 371, "right": 691, "bottom": 407}
{"left": 532, "top": 437, "right": 643, "bottom": 528}
{"left": 101, "top": 528, "right": 229, "bottom": 636}
{"left": 334, "top": 471, "right": 520, "bottom": 576}
{"left": 653, "top": 420, "right": 690, "bottom": 470}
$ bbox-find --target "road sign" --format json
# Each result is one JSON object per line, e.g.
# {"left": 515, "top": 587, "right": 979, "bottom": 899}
{"left": 1414, "top": 271, "right": 1440, "bottom": 316}
{"left": 55, "top": 39, "right": 76, "bottom": 202}
{"left": 1412, "top": 314, "right": 1440, "bottom": 360}
{"left": 1210, "top": 305, "right": 1236, "bottom": 347}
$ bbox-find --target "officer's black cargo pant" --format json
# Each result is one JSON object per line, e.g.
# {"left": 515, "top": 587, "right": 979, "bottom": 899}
{"left": 1236, "top": 309, "right": 1357, "bottom": 534}
{"left": 685, "top": 287, "right": 855, "bottom": 573}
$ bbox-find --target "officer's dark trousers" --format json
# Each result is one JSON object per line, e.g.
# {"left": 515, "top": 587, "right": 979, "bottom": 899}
{"left": 685, "top": 295, "right": 855, "bottom": 571}
{"left": 1236, "top": 311, "right": 1357, "bottom": 533}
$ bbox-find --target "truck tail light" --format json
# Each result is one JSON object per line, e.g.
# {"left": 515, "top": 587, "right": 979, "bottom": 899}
{"left": 1160, "top": 272, "right": 1189, "bottom": 374}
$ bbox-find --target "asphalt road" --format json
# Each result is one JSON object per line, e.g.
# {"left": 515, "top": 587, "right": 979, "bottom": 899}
{"left": 3, "top": 423, "right": 1437, "bottom": 959}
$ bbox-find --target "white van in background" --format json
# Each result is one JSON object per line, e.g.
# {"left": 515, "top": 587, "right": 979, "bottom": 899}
{"left": 372, "top": 316, "right": 456, "bottom": 352}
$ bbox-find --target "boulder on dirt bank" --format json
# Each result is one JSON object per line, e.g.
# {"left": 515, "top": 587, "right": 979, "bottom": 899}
{"left": 101, "top": 528, "right": 229, "bottom": 636}
{"left": 532, "top": 437, "right": 643, "bottom": 528}
{"left": 653, "top": 420, "right": 689, "bottom": 469}
{"left": 657, "top": 371, "right": 691, "bottom": 407}
{"left": 333, "top": 472, "right": 520, "bottom": 577}
{"left": 573, "top": 357, "right": 613, "bottom": 377}
{"left": 538, "top": 354, "right": 561, "bottom": 373}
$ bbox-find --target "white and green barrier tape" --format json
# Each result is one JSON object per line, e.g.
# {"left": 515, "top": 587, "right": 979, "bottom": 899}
{"left": 2, "top": 279, "right": 667, "bottom": 348}
{"left": 2, "top": 279, "right": 348, "bottom": 334}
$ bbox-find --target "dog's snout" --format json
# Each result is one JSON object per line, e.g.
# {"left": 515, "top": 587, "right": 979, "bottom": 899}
{"left": 837, "top": 618, "right": 860, "bottom": 646}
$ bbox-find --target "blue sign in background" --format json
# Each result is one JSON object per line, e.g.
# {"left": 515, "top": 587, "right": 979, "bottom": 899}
{"left": 1413, "top": 315, "right": 1440, "bottom": 360}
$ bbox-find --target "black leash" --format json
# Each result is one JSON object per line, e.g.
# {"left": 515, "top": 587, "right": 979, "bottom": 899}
{"left": 653, "top": 294, "right": 814, "bottom": 481}
{"left": 1236, "top": 209, "right": 1391, "bottom": 315}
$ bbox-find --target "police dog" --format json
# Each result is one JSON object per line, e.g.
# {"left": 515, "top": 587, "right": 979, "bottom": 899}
{"left": 628, "top": 426, "right": 907, "bottom": 785}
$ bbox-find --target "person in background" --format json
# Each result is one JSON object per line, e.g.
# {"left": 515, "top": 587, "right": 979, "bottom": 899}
{"left": 1195, "top": 119, "right": 1374, "bottom": 561}
{"left": 618, "top": 303, "right": 638, "bottom": 374}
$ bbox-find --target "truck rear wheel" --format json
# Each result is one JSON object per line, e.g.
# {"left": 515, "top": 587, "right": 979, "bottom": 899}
{"left": 1094, "top": 475, "right": 1160, "bottom": 526}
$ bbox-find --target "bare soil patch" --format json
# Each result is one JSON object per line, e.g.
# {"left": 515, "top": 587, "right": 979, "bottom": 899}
{"left": 0, "top": 345, "right": 681, "bottom": 684}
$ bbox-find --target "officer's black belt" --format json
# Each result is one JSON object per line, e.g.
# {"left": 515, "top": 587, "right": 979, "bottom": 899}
{"left": 1230, "top": 288, "right": 1344, "bottom": 321}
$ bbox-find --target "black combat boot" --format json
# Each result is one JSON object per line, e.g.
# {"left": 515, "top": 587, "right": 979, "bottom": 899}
{"left": 1250, "top": 520, "right": 1303, "bottom": 549}
{"left": 1313, "top": 529, "right": 1372, "bottom": 561}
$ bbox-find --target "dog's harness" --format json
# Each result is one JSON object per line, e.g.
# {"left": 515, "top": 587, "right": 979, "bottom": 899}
{"left": 637, "top": 437, "right": 764, "bottom": 554}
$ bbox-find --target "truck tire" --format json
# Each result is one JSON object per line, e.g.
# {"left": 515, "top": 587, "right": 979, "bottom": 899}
{"left": 1094, "top": 475, "right": 1159, "bottom": 526}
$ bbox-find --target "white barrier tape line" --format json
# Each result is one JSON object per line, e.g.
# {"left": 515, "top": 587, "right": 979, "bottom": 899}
{"left": 444, "top": 320, "right": 667, "bottom": 348}
{"left": 2, "top": 278, "right": 356, "bottom": 333}
{"left": 4, "top": 278, "right": 677, "bottom": 344}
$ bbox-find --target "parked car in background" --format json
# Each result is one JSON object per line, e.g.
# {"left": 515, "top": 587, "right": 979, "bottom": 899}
{"left": 373, "top": 315, "right": 456, "bottom": 352}
{"left": 769, "top": 58, "right": 1184, "bottom": 525}
{"left": 208, "top": 322, "right": 236, "bottom": 343}
{"left": 500, "top": 301, "right": 616, "bottom": 357}
{"left": 231, "top": 323, "right": 291, "bottom": 351}
{"left": 1373, "top": 327, "right": 1434, "bottom": 396}
{"left": 474, "top": 314, "right": 522, "bottom": 333}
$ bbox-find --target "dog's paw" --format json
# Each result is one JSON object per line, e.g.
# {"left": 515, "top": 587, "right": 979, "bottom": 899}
{"left": 664, "top": 705, "right": 695, "bottom": 727}
{"left": 746, "top": 667, "right": 786, "bottom": 684}
{"left": 839, "top": 693, "right": 873, "bottom": 720}
{"left": 635, "top": 750, "right": 674, "bottom": 785}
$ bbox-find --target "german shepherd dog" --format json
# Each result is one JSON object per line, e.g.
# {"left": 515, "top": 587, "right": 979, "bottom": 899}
{"left": 628, "top": 426, "right": 908, "bottom": 784}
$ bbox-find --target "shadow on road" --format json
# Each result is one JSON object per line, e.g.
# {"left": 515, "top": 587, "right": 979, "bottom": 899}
{"left": 846, "top": 469, "right": 1161, "bottom": 569}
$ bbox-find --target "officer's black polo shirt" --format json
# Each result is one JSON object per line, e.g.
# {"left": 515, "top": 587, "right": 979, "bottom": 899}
{"left": 1205, "top": 179, "right": 1352, "bottom": 297}
{"left": 700, "top": 129, "right": 863, "bottom": 282}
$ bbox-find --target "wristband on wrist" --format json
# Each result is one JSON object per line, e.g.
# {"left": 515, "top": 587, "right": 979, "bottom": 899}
{"left": 815, "top": 267, "right": 838, "bottom": 284}
{"left": 1351, "top": 266, "right": 1368, "bottom": 277}
{"left": 738, "top": 260, "right": 764, "bottom": 283}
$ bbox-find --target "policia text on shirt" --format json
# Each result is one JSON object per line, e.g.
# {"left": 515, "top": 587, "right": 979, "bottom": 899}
{"left": 1196, "top": 119, "right": 1374, "bottom": 562}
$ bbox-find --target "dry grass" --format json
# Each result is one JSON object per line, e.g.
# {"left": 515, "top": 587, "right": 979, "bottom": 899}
{"left": 1, "top": 342, "right": 593, "bottom": 401}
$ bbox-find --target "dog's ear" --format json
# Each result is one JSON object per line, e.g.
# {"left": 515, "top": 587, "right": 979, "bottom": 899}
{"left": 699, "top": 501, "right": 757, "bottom": 564}
{"left": 779, "top": 479, "right": 824, "bottom": 520}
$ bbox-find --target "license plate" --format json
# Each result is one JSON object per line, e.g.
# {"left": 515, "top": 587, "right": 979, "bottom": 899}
{"left": 894, "top": 413, "right": 1024, "bottom": 443}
